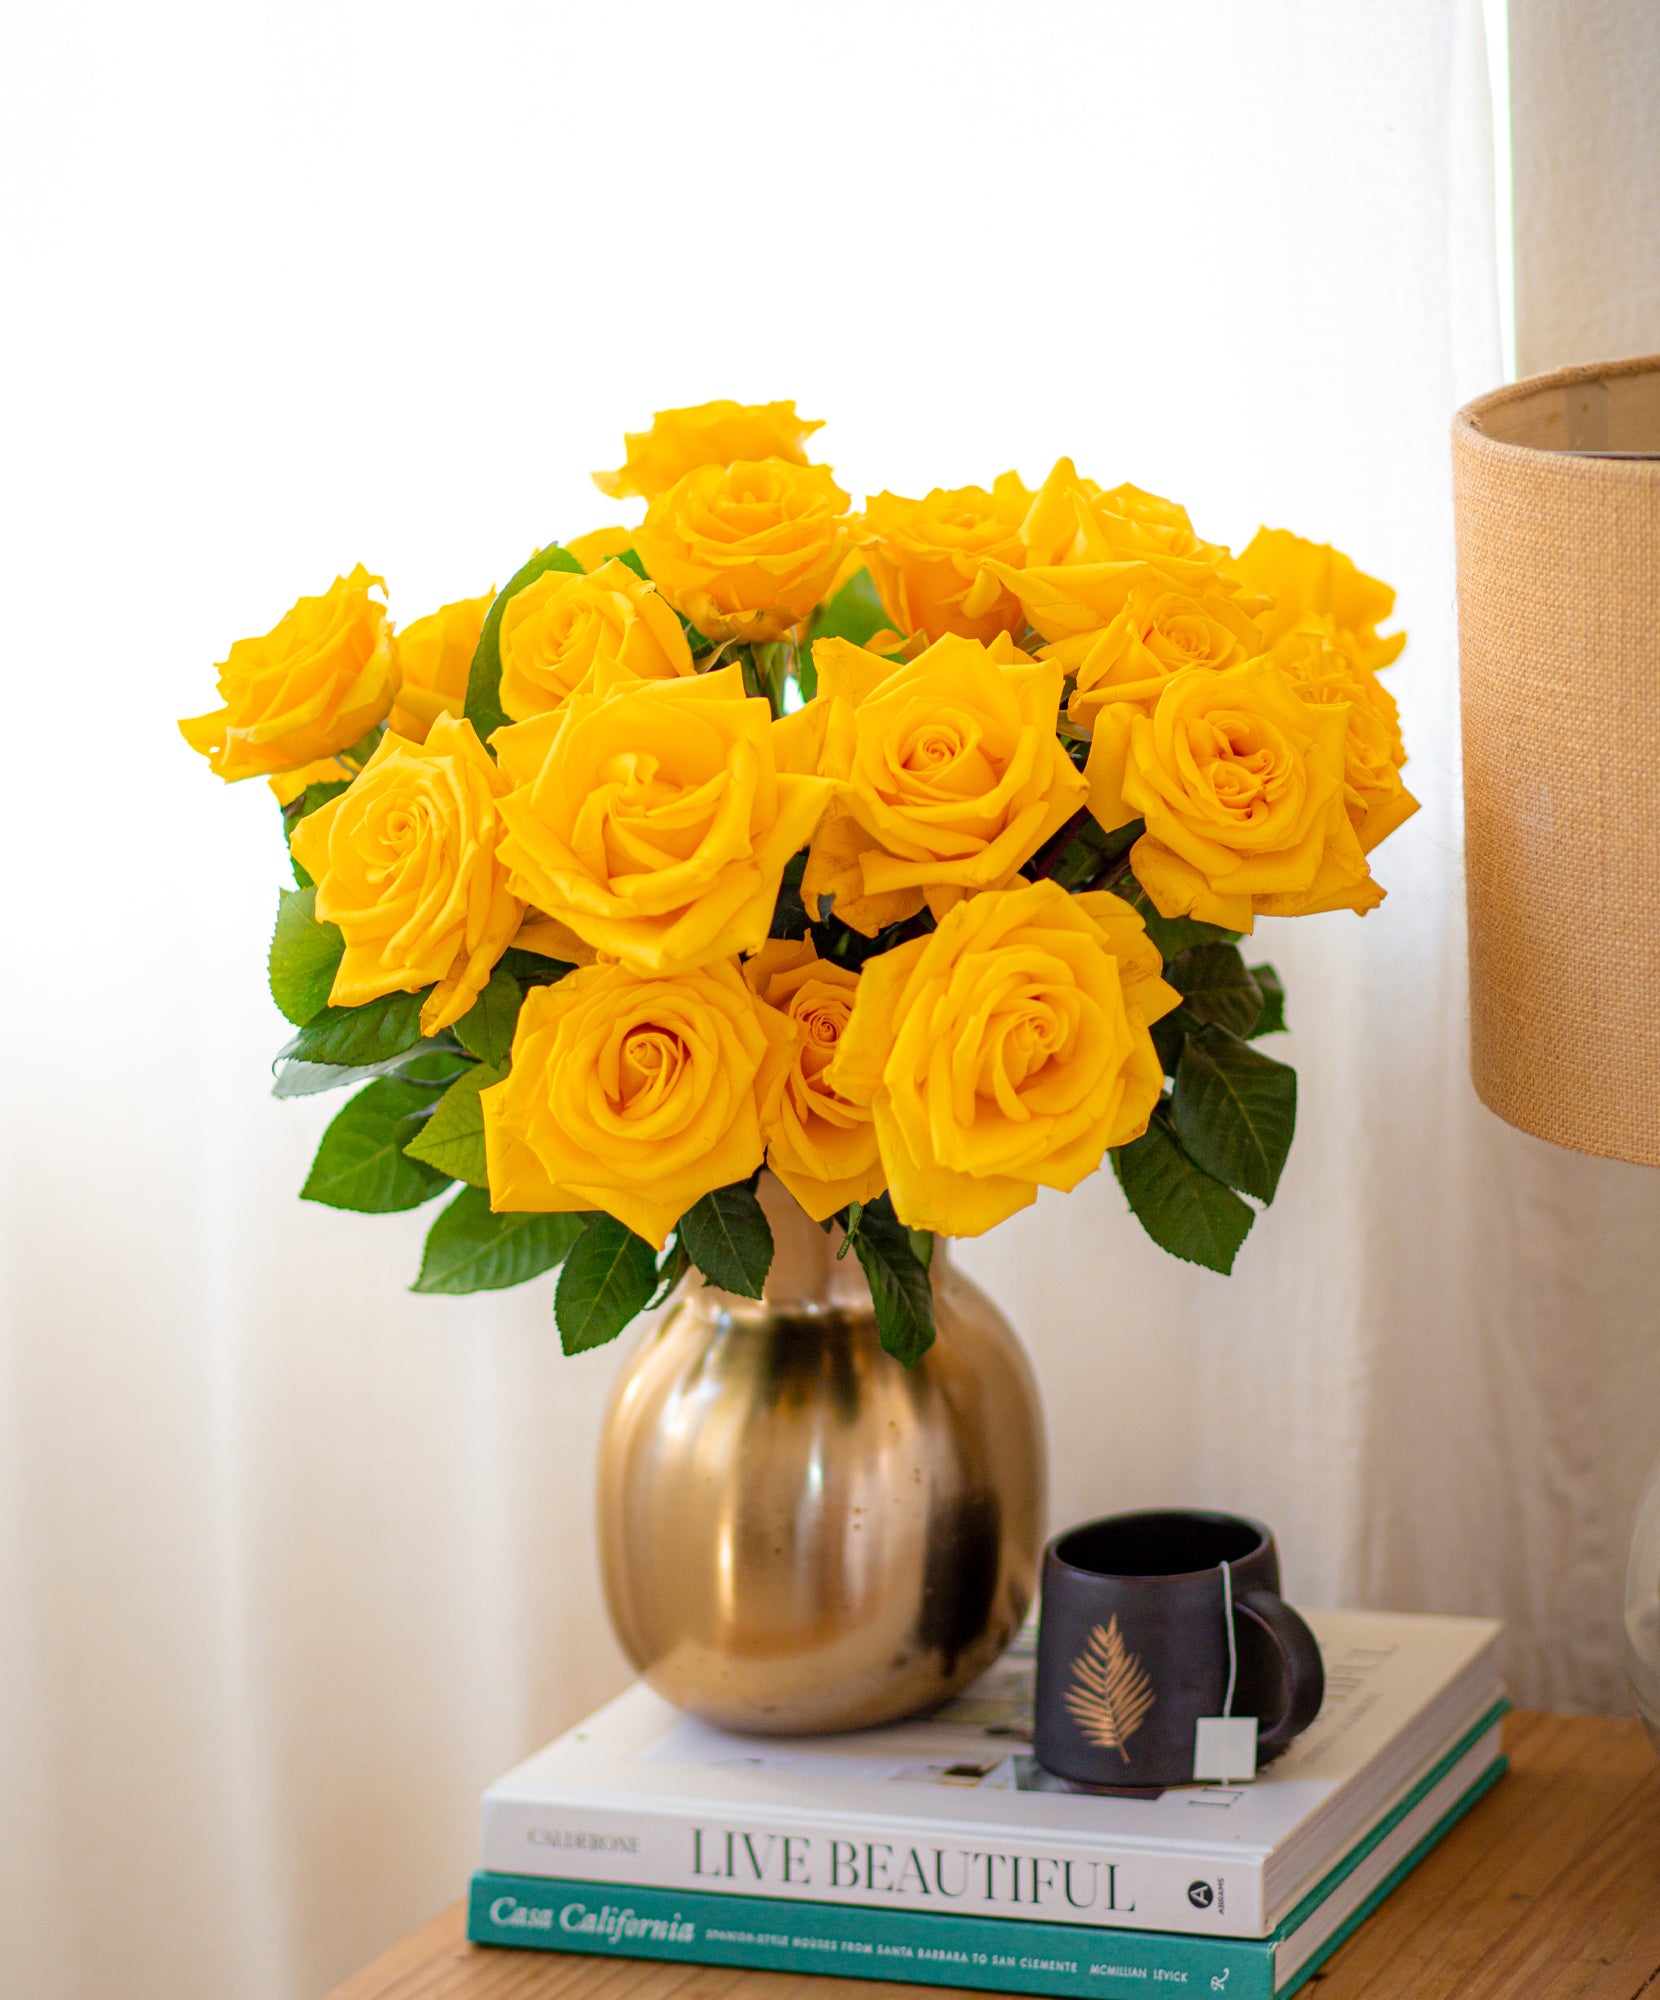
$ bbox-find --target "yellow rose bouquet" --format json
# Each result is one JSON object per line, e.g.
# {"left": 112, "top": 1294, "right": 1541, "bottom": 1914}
{"left": 182, "top": 402, "right": 1415, "bottom": 1362}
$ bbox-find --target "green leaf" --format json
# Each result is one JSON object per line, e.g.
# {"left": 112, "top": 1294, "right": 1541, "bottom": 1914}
{"left": 498, "top": 946, "right": 577, "bottom": 986}
{"left": 412, "top": 1185, "right": 586, "bottom": 1295}
{"left": 464, "top": 543, "right": 585, "bottom": 741}
{"left": 338, "top": 725, "right": 385, "bottom": 766}
{"left": 272, "top": 1044, "right": 463, "bottom": 1099}
{"left": 612, "top": 547, "right": 647, "bottom": 579}
{"left": 769, "top": 850, "right": 809, "bottom": 940}
{"left": 278, "top": 989, "right": 430, "bottom": 1067}
{"left": 555, "top": 1214, "right": 660, "bottom": 1354}
{"left": 403, "top": 1064, "right": 500, "bottom": 1186}
{"left": 269, "top": 887, "right": 345, "bottom": 1027}
{"left": 677, "top": 1182, "right": 775, "bottom": 1298}
{"left": 847, "top": 1196, "right": 936, "bottom": 1366}
{"left": 301, "top": 1079, "right": 453, "bottom": 1213}
{"left": 1172, "top": 1026, "right": 1297, "bottom": 1204}
{"left": 1165, "top": 943, "right": 1264, "bottom": 1038}
{"left": 808, "top": 566, "right": 892, "bottom": 649}
{"left": 1248, "top": 963, "right": 1287, "bottom": 1037}
{"left": 454, "top": 967, "right": 522, "bottom": 1068}
{"left": 648, "top": 1237, "right": 691, "bottom": 1310}
{"left": 1112, "top": 1115, "right": 1254, "bottom": 1274}
{"left": 907, "top": 1228, "right": 935, "bottom": 1270}
{"left": 1123, "top": 882, "right": 1241, "bottom": 960}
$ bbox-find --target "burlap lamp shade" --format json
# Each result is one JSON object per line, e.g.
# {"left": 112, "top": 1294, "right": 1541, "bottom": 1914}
{"left": 1453, "top": 356, "right": 1660, "bottom": 1164}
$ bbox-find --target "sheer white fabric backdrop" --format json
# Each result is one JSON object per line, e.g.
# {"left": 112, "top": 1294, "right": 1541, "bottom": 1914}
{"left": 4, "top": 4, "right": 1659, "bottom": 1997}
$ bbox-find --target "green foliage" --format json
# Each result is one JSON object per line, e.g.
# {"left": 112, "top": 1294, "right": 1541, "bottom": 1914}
{"left": 412, "top": 1186, "right": 586, "bottom": 1295}
{"left": 301, "top": 1078, "right": 453, "bottom": 1214}
{"left": 751, "top": 640, "right": 795, "bottom": 717}
{"left": 555, "top": 1214, "right": 660, "bottom": 1354}
{"left": 1248, "top": 964, "right": 1287, "bottom": 1036}
{"left": 272, "top": 1045, "right": 464, "bottom": 1099}
{"left": 454, "top": 967, "right": 522, "bottom": 1068}
{"left": 1172, "top": 1025, "right": 1297, "bottom": 1204}
{"left": 269, "top": 887, "right": 345, "bottom": 1027}
{"left": 678, "top": 1182, "right": 774, "bottom": 1298}
{"left": 611, "top": 547, "right": 647, "bottom": 579}
{"left": 338, "top": 725, "right": 386, "bottom": 767}
{"left": 647, "top": 1237, "right": 691, "bottom": 1310}
{"left": 809, "top": 565, "right": 892, "bottom": 649}
{"left": 769, "top": 850, "right": 810, "bottom": 940}
{"left": 402, "top": 1064, "right": 500, "bottom": 1186}
{"left": 844, "top": 1195, "right": 935, "bottom": 1366}
{"left": 278, "top": 989, "right": 430, "bottom": 1068}
{"left": 279, "top": 778, "right": 350, "bottom": 840}
{"left": 498, "top": 947, "right": 577, "bottom": 987}
{"left": 1112, "top": 1114, "right": 1255, "bottom": 1274}
{"left": 1123, "top": 882, "right": 1241, "bottom": 960}
{"left": 1164, "top": 943, "right": 1265, "bottom": 1038}
{"left": 1033, "top": 814, "right": 1141, "bottom": 893}
{"left": 464, "top": 544, "right": 585, "bottom": 741}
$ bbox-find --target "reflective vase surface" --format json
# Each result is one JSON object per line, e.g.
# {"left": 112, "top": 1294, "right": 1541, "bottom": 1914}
{"left": 1627, "top": 1449, "right": 1660, "bottom": 1759}
{"left": 596, "top": 1176, "right": 1046, "bottom": 1734}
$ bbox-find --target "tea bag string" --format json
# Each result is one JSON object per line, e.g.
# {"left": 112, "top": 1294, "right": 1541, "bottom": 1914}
{"left": 1221, "top": 1558, "right": 1237, "bottom": 1720}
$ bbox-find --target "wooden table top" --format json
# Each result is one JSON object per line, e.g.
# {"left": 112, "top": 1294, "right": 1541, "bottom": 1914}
{"left": 329, "top": 1710, "right": 1660, "bottom": 2000}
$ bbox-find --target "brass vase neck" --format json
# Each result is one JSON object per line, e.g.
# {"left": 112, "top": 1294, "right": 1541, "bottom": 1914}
{"left": 755, "top": 1171, "right": 881, "bottom": 1311}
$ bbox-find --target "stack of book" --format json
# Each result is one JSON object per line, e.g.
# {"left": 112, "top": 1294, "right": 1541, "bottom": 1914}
{"left": 468, "top": 1608, "right": 1504, "bottom": 2000}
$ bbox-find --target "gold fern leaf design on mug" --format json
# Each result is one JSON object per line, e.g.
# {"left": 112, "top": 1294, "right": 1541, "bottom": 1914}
{"left": 1063, "top": 1615, "right": 1156, "bottom": 1762}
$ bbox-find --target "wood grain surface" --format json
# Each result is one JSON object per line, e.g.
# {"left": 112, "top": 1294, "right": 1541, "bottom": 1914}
{"left": 327, "top": 1711, "right": 1660, "bottom": 2000}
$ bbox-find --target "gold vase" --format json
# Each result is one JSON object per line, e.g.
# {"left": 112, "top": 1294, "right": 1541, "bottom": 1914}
{"left": 596, "top": 1175, "right": 1046, "bottom": 1734}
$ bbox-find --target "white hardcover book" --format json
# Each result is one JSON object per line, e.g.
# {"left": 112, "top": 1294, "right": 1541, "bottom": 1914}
{"left": 481, "top": 1608, "right": 1501, "bottom": 1941}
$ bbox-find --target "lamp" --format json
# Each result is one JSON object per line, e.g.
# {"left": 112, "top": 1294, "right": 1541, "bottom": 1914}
{"left": 1453, "top": 355, "right": 1660, "bottom": 1163}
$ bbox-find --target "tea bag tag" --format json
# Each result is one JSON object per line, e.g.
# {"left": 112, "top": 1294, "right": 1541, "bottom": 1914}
{"left": 1194, "top": 1714, "right": 1258, "bottom": 1782}
{"left": 1193, "top": 1560, "right": 1259, "bottom": 1783}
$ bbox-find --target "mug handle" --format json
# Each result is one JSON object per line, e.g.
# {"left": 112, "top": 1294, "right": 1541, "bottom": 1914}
{"left": 1234, "top": 1589, "right": 1325, "bottom": 1750}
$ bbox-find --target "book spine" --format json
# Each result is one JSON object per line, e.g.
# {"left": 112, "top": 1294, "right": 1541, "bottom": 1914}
{"left": 467, "top": 1871, "right": 1275, "bottom": 2000}
{"left": 479, "top": 1797, "right": 1268, "bottom": 1936}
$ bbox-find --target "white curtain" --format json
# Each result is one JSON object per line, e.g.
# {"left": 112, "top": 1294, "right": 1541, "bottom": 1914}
{"left": 4, "top": 5, "right": 1658, "bottom": 1998}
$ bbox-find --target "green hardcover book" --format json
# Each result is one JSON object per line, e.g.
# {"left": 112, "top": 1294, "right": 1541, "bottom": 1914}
{"left": 468, "top": 1718, "right": 1505, "bottom": 2000}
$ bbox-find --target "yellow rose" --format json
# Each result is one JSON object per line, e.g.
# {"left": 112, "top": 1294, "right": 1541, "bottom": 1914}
{"left": 744, "top": 941, "right": 885, "bottom": 1221}
{"left": 1228, "top": 527, "right": 1405, "bottom": 674}
{"left": 1018, "top": 458, "right": 1230, "bottom": 570}
{"left": 288, "top": 714, "right": 523, "bottom": 1035}
{"left": 1085, "top": 659, "right": 1377, "bottom": 932}
{"left": 634, "top": 459, "right": 850, "bottom": 643}
{"left": 798, "top": 632, "right": 1088, "bottom": 936}
{"left": 1061, "top": 580, "right": 1264, "bottom": 726}
{"left": 856, "top": 475, "right": 1032, "bottom": 644}
{"left": 564, "top": 526, "right": 637, "bottom": 571}
{"left": 593, "top": 399, "right": 824, "bottom": 502}
{"left": 1225, "top": 529, "right": 1414, "bottom": 855}
{"left": 490, "top": 666, "right": 834, "bottom": 974}
{"left": 497, "top": 559, "right": 694, "bottom": 721}
{"left": 387, "top": 589, "right": 493, "bottom": 742}
{"left": 828, "top": 880, "right": 1180, "bottom": 1236}
{"left": 479, "top": 958, "right": 795, "bottom": 1248}
{"left": 180, "top": 565, "right": 398, "bottom": 781}
{"left": 1268, "top": 628, "right": 1418, "bottom": 854}
{"left": 982, "top": 461, "right": 1251, "bottom": 673}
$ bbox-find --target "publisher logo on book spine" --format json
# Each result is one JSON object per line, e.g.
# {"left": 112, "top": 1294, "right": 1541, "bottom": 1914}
{"left": 1187, "top": 1880, "right": 1215, "bottom": 1909}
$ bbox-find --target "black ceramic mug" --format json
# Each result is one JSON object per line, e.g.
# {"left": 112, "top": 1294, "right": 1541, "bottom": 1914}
{"left": 1033, "top": 1510, "right": 1325, "bottom": 1790}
